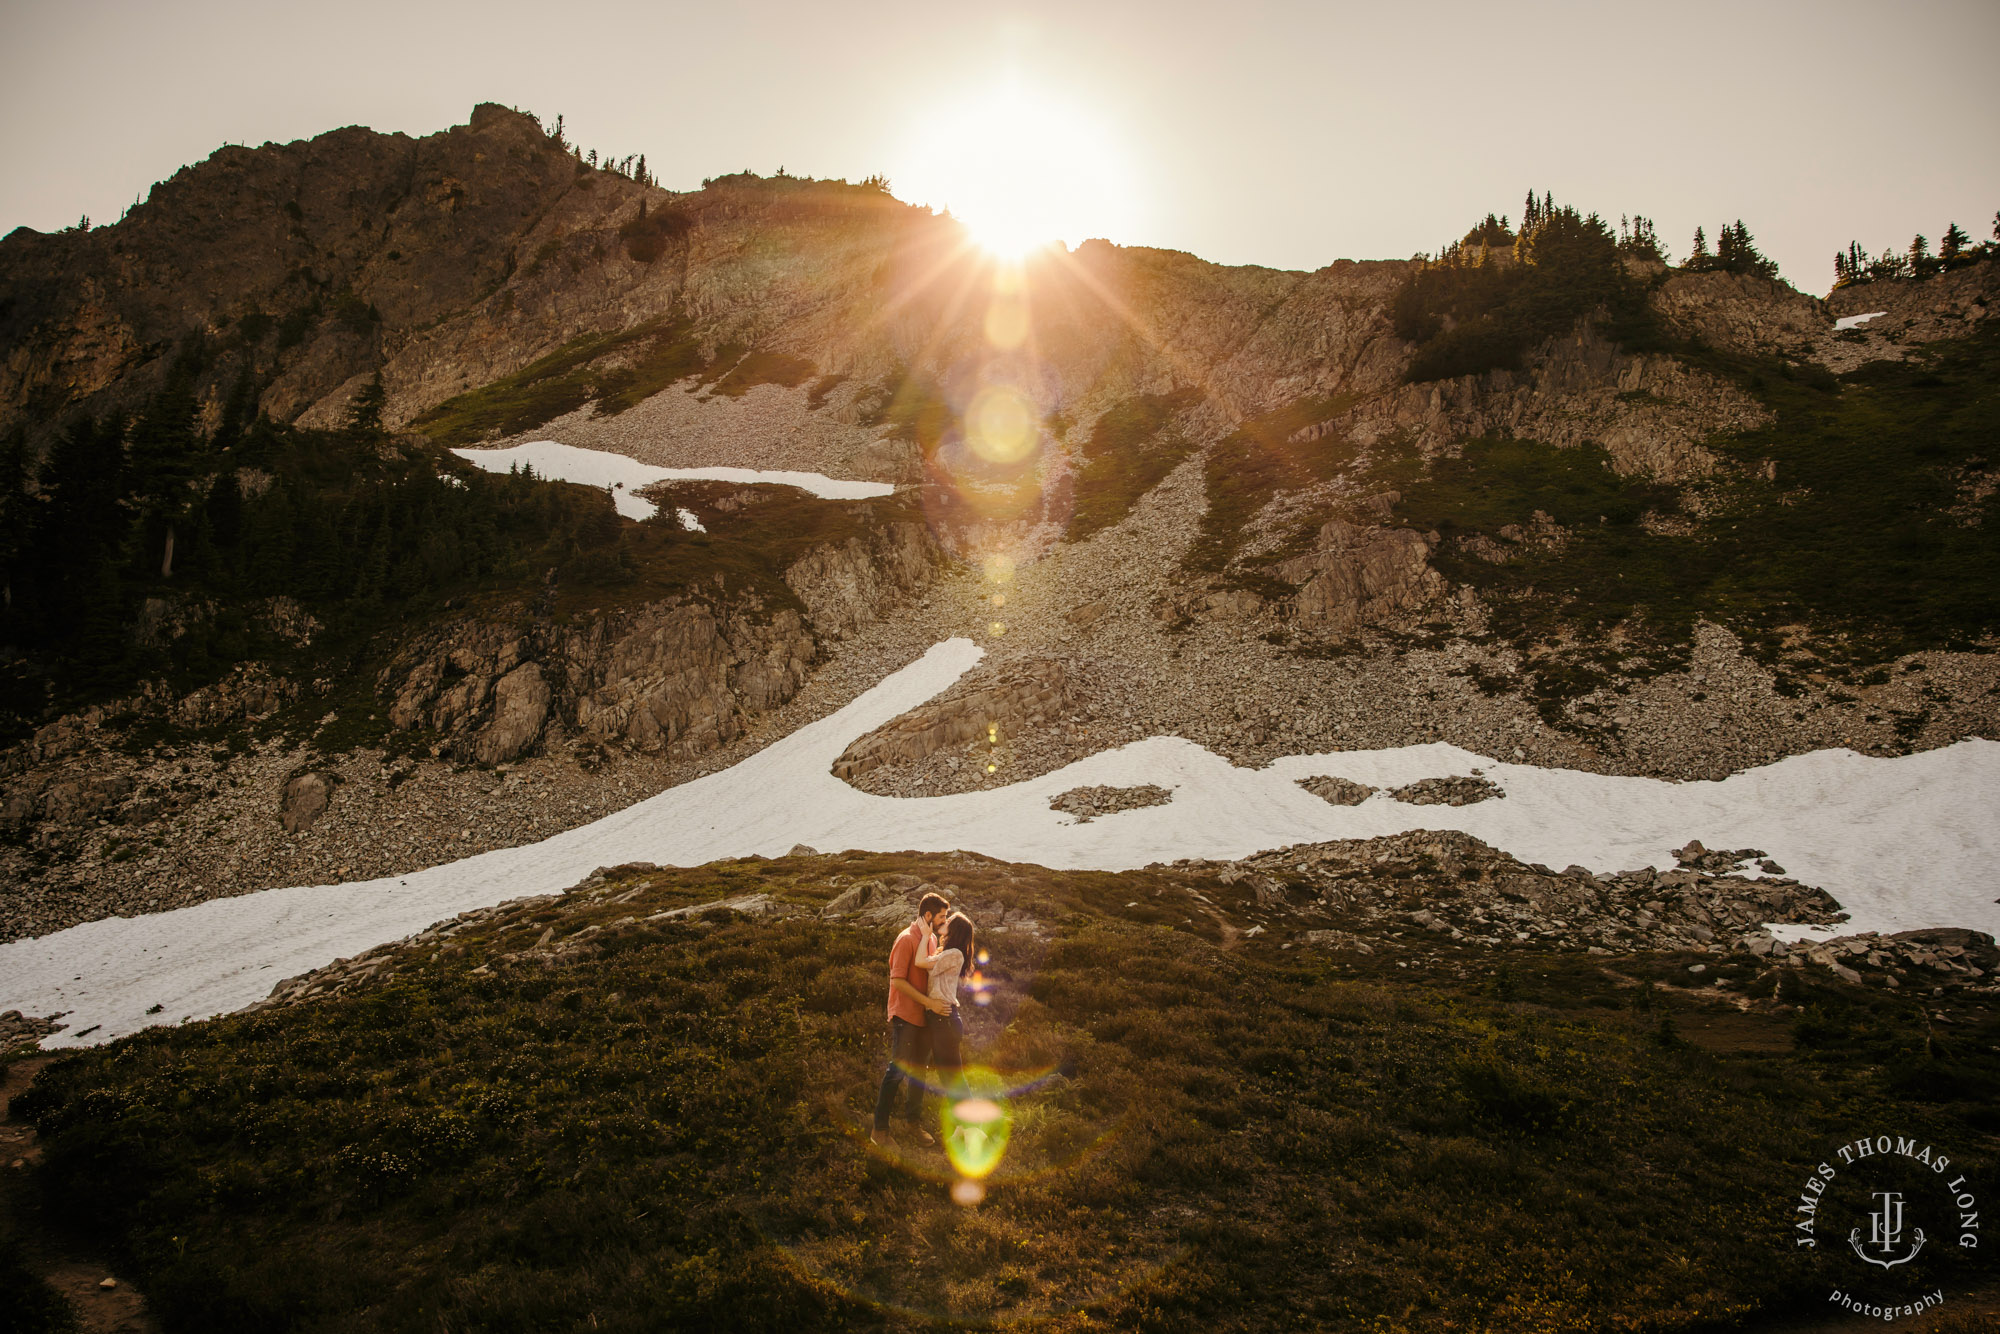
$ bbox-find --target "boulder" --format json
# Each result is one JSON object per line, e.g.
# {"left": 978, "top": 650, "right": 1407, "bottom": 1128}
{"left": 473, "top": 662, "right": 550, "bottom": 765}
{"left": 1276, "top": 520, "right": 1447, "bottom": 634}
{"left": 280, "top": 772, "right": 336, "bottom": 833}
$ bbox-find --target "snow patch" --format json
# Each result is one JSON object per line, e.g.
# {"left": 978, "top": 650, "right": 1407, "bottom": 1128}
{"left": 4, "top": 637, "right": 1997, "bottom": 1049}
{"left": 1834, "top": 310, "right": 1887, "bottom": 331}
{"left": 451, "top": 440, "right": 893, "bottom": 520}
{"left": 676, "top": 507, "right": 705, "bottom": 532}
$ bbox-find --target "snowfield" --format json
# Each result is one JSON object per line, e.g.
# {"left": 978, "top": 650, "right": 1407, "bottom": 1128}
{"left": 451, "top": 440, "right": 895, "bottom": 520}
{"left": 1834, "top": 310, "right": 1887, "bottom": 331}
{"left": 4, "top": 638, "right": 1997, "bottom": 1049}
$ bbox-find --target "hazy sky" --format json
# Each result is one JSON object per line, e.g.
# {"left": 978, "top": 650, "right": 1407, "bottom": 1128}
{"left": 4, "top": 0, "right": 1996, "bottom": 293}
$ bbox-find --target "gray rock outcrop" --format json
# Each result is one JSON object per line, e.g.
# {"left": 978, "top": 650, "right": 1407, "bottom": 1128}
{"left": 1298, "top": 775, "right": 1376, "bottom": 806}
{"left": 1391, "top": 775, "right": 1504, "bottom": 806}
{"left": 280, "top": 772, "right": 336, "bottom": 833}
{"left": 382, "top": 597, "right": 815, "bottom": 764}
{"left": 784, "top": 521, "right": 936, "bottom": 637}
{"left": 832, "top": 659, "right": 1071, "bottom": 781}
{"left": 473, "top": 662, "right": 552, "bottom": 766}
{"left": 1049, "top": 784, "right": 1173, "bottom": 822}
{"left": 1276, "top": 520, "right": 1450, "bottom": 634}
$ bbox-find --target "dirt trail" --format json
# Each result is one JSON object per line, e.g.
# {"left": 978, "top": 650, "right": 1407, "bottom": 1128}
{"left": 1, "top": 1055, "right": 160, "bottom": 1334}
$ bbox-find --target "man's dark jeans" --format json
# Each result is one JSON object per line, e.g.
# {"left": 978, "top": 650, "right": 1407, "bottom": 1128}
{"left": 872, "top": 1016, "right": 933, "bottom": 1133}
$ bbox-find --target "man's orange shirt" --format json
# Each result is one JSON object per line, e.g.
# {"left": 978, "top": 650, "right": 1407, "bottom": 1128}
{"left": 885, "top": 921, "right": 932, "bottom": 1026}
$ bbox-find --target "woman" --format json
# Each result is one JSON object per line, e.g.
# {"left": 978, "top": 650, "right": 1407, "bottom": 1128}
{"left": 915, "top": 912, "right": 975, "bottom": 1097}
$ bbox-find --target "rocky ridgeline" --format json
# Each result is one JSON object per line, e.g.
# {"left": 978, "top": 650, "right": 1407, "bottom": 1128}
{"left": 1162, "top": 831, "right": 1996, "bottom": 994}
{"left": 1048, "top": 785, "right": 1173, "bottom": 822}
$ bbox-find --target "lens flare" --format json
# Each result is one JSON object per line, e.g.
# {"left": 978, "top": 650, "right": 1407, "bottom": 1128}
{"left": 985, "top": 294, "right": 1030, "bottom": 349}
{"left": 966, "top": 385, "right": 1037, "bottom": 464}
{"left": 942, "top": 1069, "right": 1015, "bottom": 1180}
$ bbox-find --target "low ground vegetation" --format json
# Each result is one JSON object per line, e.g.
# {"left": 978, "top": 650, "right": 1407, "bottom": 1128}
{"left": 6, "top": 852, "right": 1995, "bottom": 1331}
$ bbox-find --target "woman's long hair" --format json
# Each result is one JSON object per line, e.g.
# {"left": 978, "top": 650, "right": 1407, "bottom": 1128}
{"left": 940, "top": 913, "right": 974, "bottom": 970}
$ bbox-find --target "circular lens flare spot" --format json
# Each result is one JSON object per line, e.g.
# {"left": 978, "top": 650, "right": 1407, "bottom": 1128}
{"left": 951, "top": 1178, "right": 987, "bottom": 1207}
{"left": 943, "top": 1075, "right": 1014, "bottom": 1180}
{"left": 983, "top": 554, "right": 1016, "bottom": 585}
{"left": 989, "top": 621, "right": 1006, "bottom": 638}
{"left": 966, "top": 386, "right": 1036, "bottom": 465}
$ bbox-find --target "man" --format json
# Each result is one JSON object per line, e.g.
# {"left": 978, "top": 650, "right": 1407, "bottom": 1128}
{"left": 871, "top": 891, "right": 953, "bottom": 1146}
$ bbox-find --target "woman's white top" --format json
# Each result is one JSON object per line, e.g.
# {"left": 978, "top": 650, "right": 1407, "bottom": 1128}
{"left": 928, "top": 947, "right": 965, "bottom": 1008}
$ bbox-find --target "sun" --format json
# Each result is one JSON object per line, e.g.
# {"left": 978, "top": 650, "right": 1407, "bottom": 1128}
{"left": 894, "top": 82, "right": 1139, "bottom": 259}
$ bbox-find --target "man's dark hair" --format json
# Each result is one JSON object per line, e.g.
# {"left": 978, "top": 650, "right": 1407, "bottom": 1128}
{"left": 917, "top": 892, "right": 950, "bottom": 917}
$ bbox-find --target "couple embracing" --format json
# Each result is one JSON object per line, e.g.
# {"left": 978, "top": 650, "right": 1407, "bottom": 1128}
{"left": 870, "top": 891, "right": 975, "bottom": 1147}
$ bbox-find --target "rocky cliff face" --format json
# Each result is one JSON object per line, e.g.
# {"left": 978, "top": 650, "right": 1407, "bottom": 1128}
{"left": 381, "top": 596, "right": 814, "bottom": 766}
{"left": 4, "top": 104, "right": 1996, "bottom": 948}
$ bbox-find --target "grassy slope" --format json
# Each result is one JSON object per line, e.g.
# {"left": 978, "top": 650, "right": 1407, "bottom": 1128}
{"left": 1064, "top": 389, "right": 1202, "bottom": 542}
{"left": 409, "top": 319, "right": 820, "bottom": 448}
{"left": 12, "top": 855, "right": 1996, "bottom": 1332}
{"left": 1184, "top": 392, "right": 1361, "bottom": 585}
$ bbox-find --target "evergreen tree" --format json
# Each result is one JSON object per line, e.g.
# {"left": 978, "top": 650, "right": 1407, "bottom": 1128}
{"left": 1941, "top": 222, "right": 1970, "bottom": 262}
{"left": 213, "top": 370, "right": 256, "bottom": 455}
{"left": 0, "top": 430, "right": 28, "bottom": 619}
{"left": 1620, "top": 215, "right": 1663, "bottom": 262}
{"left": 1711, "top": 221, "right": 1777, "bottom": 279}
{"left": 344, "top": 374, "right": 387, "bottom": 443}
{"left": 35, "top": 416, "right": 128, "bottom": 635}
{"left": 1870, "top": 246, "right": 1907, "bottom": 281}
{"left": 1687, "top": 226, "right": 1711, "bottom": 269}
{"left": 204, "top": 472, "right": 244, "bottom": 551}
{"left": 126, "top": 339, "right": 206, "bottom": 578}
{"left": 1908, "top": 233, "right": 1936, "bottom": 278}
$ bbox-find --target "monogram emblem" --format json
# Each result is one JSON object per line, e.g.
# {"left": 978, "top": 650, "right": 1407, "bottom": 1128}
{"left": 1847, "top": 1190, "right": 1926, "bottom": 1270}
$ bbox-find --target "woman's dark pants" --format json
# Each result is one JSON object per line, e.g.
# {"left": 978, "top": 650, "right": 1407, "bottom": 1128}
{"left": 931, "top": 1007, "right": 965, "bottom": 1096}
